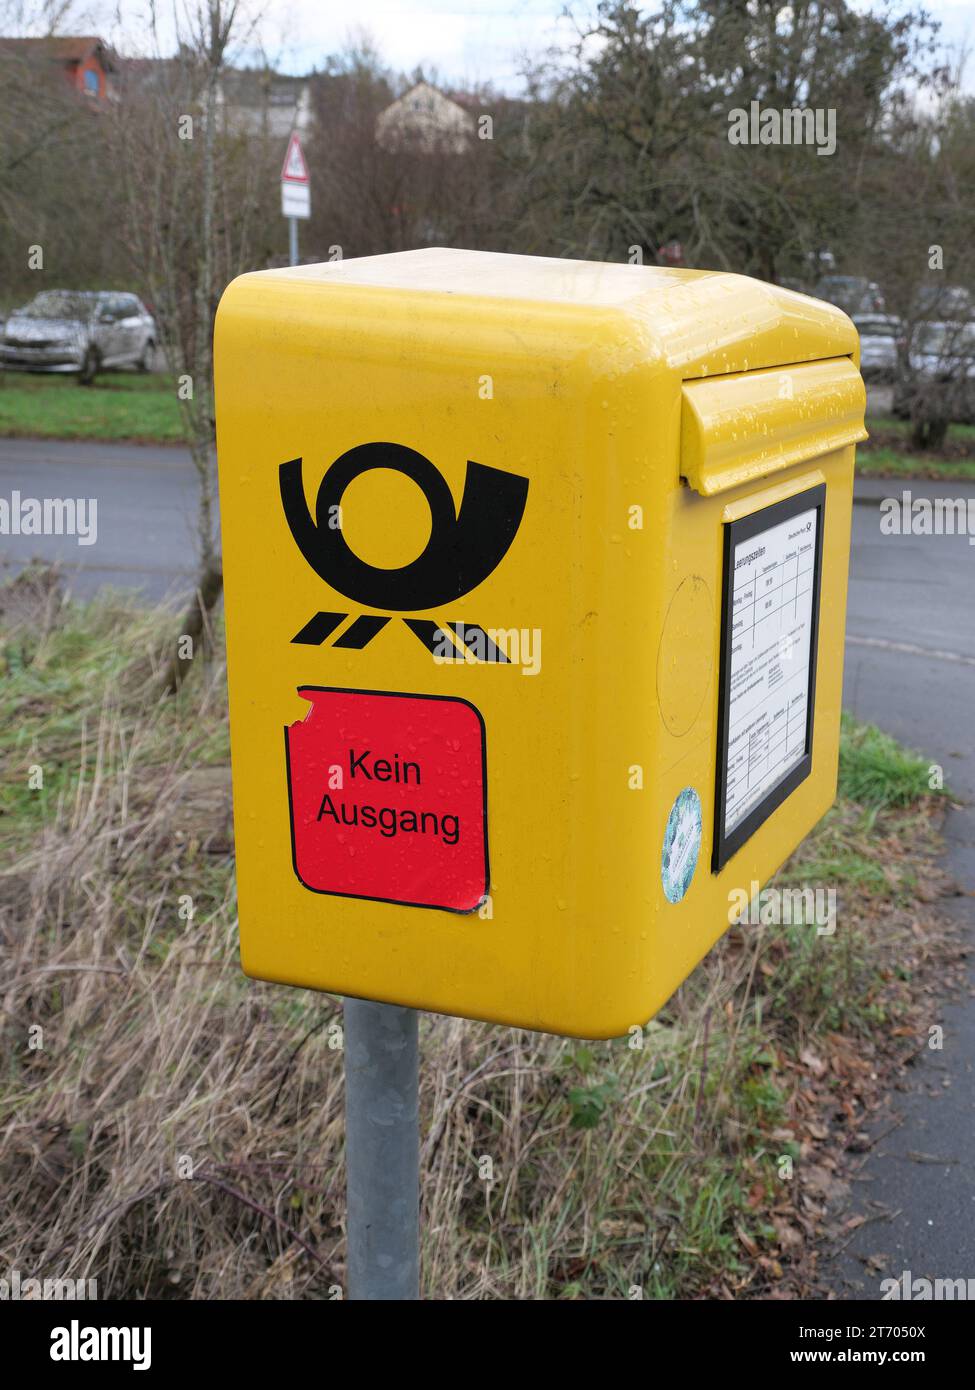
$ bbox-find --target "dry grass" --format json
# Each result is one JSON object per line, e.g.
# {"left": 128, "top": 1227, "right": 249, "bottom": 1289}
{"left": 0, "top": 568, "right": 950, "bottom": 1300}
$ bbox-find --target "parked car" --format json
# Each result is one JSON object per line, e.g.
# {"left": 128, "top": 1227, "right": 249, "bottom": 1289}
{"left": 0, "top": 289, "right": 157, "bottom": 384}
{"left": 892, "top": 320, "right": 975, "bottom": 423}
{"left": 853, "top": 313, "right": 900, "bottom": 381}
{"left": 814, "top": 275, "right": 886, "bottom": 316}
{"left": 905, "top": 320, "right": 975, "bottom": 378}
{"left": 913, "top": 284, "right": 973, "bottom": 321}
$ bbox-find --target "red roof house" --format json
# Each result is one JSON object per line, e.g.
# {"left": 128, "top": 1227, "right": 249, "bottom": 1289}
{"left": 0, "top": 35, "right": 116, "bottom": 101}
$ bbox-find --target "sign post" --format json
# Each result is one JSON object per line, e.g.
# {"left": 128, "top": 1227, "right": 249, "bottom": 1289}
{"left": 344, "top": 999, "right": 419, "bottom": 1300}
{"left": 280, "top": 131, "right": 310, "bottom": 267}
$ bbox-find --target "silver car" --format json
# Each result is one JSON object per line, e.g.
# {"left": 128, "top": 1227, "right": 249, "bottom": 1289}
{"left": 907, "top": 320, "right": 975, "bottom": 379}
{"left": 853, "top": 314, "right": 900, "bottom": 381}
{"left": 814, "top": 275, "right": 886, "bottom": 316}
{"left": 893, "top": 321, "right": 975, "bottom": 424}
{"left": 0, "top": 289, "right": 157, "bottom": 384}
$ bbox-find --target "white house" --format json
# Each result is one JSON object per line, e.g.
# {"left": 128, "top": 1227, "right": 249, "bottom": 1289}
{"left": 376, "top": 81, "right": 474, "bottom": 154}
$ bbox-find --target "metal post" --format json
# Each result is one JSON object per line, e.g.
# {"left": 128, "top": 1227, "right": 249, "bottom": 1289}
{"left": 288, "top": 216, "right": 299, "bottom": 267}
{"left": 344, "top": 999, "right": 419, "bottom": 1300}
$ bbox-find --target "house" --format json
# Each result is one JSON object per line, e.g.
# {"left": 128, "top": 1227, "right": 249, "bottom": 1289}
{"left": 113, "top": 57, "right": 312, "bottom": 147}
{"left": 0, "top": 35, "right": 116, "bottom": 101}
{"left": 376, "top": 81, "right": 474, "bottom": 154}
{"left": 216, "top": 69, "right": 312, "bottom": 140}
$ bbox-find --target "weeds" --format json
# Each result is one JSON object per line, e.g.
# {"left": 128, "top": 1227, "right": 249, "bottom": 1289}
{"left": 838, "top": 712, "right": 936, "bottom": 809}
{"left": 0, "top": 574, "right": 950, "bottom": 1299}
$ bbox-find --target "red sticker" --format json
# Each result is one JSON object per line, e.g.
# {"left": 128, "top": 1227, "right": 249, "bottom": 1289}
{"left": 285, "top": 687, "right": 488, "bottom": 913}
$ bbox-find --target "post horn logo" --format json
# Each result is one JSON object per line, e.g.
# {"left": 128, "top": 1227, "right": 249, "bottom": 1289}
{"left": 280, "top": 442, "right": 529, "bottom": 660}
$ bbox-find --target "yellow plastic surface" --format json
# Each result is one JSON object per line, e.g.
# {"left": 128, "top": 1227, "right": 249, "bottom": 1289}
{"left": 214, "top": 249, "right": 862, "bottom": 1037}
{"left": 681, "top": 357, "right": 868, "bottom": 496}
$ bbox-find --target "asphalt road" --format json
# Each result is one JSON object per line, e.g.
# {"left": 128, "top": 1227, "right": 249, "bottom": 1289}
{"left": 1, "top": 437, "right": 973, "bottom": 1295}
{"left": 0, "top": 437, "right": 199, "bottom": 599}
{"left": 828, "top": 479, "right": 975, "bottom": 1298}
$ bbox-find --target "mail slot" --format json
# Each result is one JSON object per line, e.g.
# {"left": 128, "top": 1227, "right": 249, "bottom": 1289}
{"left": 214, "top": 249, "right": 867, "bottom": 1038}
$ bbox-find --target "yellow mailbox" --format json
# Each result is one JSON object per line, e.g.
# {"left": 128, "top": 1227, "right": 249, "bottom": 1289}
{"left": 214, "top": 249, "right": 866, "bottom": 1038}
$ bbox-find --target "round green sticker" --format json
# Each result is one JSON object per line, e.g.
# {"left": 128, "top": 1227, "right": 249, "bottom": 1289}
{"left": 661, "top": 787, "right": 702, "bottom": 904}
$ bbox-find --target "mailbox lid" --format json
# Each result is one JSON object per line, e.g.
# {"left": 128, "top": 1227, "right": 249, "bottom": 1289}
{"left": 680, "top": 357, "right": 868, "bottom": 496}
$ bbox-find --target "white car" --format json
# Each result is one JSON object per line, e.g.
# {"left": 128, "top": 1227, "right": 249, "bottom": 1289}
{"left": 853, "top": 314, "right": 900, "bottom": 381}
{"left": 893, "top": 320, "right": 975, "bottom": 423}
{"left": 0, "top": 289, "right": 157, "bottom": 384}
{"left": 907, "top": 320, "right": 975, "bottom": 379}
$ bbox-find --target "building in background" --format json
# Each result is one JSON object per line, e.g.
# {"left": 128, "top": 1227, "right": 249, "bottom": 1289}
{"left": 111, "top": 55, "right": 312, "bottom": 147}
{"left": 0, "top": 35, "right": 116, "bottom": 102}
{"left": 376, "top": 80, "right": 474, "bottom": 154}
{"left": 216, "top": 70, "right": 312, "bottom": 140}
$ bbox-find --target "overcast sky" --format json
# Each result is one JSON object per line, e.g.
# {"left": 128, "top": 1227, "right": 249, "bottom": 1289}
{"left": 83, "top": 1, "right": 974, "bottom": 92}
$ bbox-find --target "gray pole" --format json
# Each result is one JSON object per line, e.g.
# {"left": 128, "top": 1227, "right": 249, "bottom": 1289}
{"left": 344, "top": 999, "right": 419, "bottom": 1300}
{"left": 288, "top": 215, "right": 299, "bottom": 267}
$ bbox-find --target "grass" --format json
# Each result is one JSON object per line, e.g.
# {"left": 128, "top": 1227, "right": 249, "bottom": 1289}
{"left": 859, "top": 413, "right": 975, "bottom": 481}
{"left": 0, "top": 570, "right": 951, "bottom": 1299}
{"left": 1, "top": 371, "right": 973, "bottom": 487}
{"left": 867, "top": 413, "right": 975, "bottom": 445}
{"left": 0, "top": 370, "right": 183, "bottom": 443}
{"left": 837, "top": 711, "right": 936, "bottom": 809}
{"left": 857, "top": 447, "right": 975, "bottom": 481}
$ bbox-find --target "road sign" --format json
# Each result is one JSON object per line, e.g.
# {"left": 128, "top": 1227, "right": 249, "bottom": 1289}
{"left": 214, "top": 248, "right": 866, "bottom": 1038}
{"left": 281, "top": 131, "right": 310, "bottom": 220}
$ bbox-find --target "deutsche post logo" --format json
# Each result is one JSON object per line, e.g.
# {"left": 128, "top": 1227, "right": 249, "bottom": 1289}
{"left": 280, "top": 443, "right": 529, "bottom": 659}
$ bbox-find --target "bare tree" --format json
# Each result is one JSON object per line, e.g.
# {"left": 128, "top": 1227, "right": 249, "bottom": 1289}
{"left": 852, "top": 82, "right": 975, "bottom": 449}
{"left": 110, "top": 2, "right": 276, "bottom": 688}
{"left": 305, "top": 41, "right": 514, "bottom": 261}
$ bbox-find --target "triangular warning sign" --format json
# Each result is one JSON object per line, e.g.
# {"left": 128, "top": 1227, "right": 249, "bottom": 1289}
{"left": 281, "top": 132, "right": 309, "bottom": 183}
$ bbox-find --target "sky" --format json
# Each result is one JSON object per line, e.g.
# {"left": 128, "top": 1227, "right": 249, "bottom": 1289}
{"left": 84, "top": 0, "right": 579, "bottom": 88}
{"left": 250, "top": 1, "right": 582, "bottom": 88}
{"left": 68, "top": 0, "right": 975, "bottom": 92}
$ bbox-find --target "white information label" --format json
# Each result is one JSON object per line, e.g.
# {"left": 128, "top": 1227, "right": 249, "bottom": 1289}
{"left": 281, "top": 182, "right": 310, "bottom": 219}
{"left": 724, "top": 506, "right": 818, "bottom": 834}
